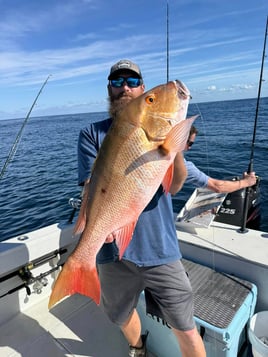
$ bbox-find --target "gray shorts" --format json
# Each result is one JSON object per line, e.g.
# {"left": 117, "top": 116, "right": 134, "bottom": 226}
{"left": 97, "top": 259, "right": 195, "bottom": 331}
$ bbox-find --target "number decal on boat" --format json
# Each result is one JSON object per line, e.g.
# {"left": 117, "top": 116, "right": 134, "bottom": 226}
{"left": 219, "top": 208, "right": 236, "bottom": 215}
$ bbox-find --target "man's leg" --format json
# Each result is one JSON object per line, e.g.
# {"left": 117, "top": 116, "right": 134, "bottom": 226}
{"left": 120, "top": 308, "right": 205, "bottom": 356}
{"left": 120, "top": 309, "right": 205, "bottom": 356}
{"left": 173, "top": 326, "right": 206, "bottom": 357}
{"left": 121, "top": 308, "right": 143, "bottom": 348}
{"left": 98, "top": 261, "right": 147, "bottom": 355}
{"left": 144, "top": 260, "right": 206, "bottom": 356}
{"left": 121, "top": 309, "right": 149, "bottom": 357}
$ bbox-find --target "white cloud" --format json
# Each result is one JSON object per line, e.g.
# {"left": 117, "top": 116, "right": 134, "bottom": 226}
{"left": 207, "top": 85, "right": 217, "bottom": 91}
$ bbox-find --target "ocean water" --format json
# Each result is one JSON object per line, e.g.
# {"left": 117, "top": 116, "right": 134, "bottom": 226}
{"left": 0, "top": 97, "right": 267, "bottom": 241}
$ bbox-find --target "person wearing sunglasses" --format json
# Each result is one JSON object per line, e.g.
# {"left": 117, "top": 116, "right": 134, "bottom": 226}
{"left": 185, "top": 125, "right": 197, "bottom": 150}
{"left": 77, "top": 59, "right": 206, "bottom": 357}
{"left": 184, "top": 125, "right": 256, "bottom": 193}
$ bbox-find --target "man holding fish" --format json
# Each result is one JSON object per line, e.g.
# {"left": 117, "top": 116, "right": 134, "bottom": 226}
{"left": 49, "top": 59, "right": 206, "bottom": 356}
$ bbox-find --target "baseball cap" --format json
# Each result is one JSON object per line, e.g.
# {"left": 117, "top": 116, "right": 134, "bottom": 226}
{"left": 108, "top": 59, "right": 142, "bottom": 80}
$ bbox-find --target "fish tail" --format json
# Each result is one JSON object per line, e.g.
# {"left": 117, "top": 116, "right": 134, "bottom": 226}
{"left": 48, "top": 258, "right": 100, "bottom": 309}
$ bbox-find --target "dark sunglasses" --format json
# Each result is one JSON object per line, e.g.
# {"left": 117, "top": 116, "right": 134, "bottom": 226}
{"left": 187, "top": 140, "right": 194, "bottom": 147}
{"left": 110, "top": 77, "right": 142, "bottom": 88}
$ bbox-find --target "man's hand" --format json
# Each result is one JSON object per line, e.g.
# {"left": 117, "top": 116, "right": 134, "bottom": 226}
{"left": 243, "top": 172, "right": 257, "bottom": 187}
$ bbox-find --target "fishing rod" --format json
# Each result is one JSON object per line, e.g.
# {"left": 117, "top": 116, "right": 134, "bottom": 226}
{"left": 0, "top": 75, "right": 51, "bottom": 181}
{"left": 239, "top": 16, "right": 268, "bottom": 233}
{"left": 166, "top": 0, "right": 170, "bottom": 82}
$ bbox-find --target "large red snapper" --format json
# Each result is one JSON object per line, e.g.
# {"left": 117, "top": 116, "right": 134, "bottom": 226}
{"left": 48, "top": 80, "right": 196, "bottom": 308}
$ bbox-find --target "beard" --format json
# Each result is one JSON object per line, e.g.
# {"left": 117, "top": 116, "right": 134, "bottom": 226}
{"left": 108, "top": 91, "right": 134, "bottom": 118}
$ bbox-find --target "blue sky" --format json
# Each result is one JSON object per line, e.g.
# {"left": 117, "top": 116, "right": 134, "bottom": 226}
{"left": 0, "top": 0, "right": 267, "bottom": 120}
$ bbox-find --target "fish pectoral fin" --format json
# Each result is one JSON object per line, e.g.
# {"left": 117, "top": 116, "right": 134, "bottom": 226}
{"left": 161, "top": 115, "right": 198, "bottom": 153}
{"left": 162, "top": 164, "right": 174, "bottom": 194}
{"left": 160, "top": 115, "right": 198, "bottom": 193}
{"left": 113, "top": 221, "right": 137, "bottom": 259}
{"left": 48, "top": 258, "right": 100, "bottom": 309}
{"left": 74, "top": 181, "right": 90, "bottom": 235}
{"left": 73, "top": 213, "right": 86, "bottom": 235}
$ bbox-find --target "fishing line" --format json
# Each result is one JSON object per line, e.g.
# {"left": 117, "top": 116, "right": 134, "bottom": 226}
{"left": 166, "top": 0, "right": 169, "bottom": 82}
{"left": 193, "top": 102, "right": 218, "bottom": 272}
{"left": 0, "top": 75, "right": 51, "bottom": 181}
{"left": 193, "top": 103, "right": 217, "bottom": 281}
{"left": 166, "top": 0, "right": 219, "bottom": 335}
{"left": 166, "top": 3, "right": 217, "bottom": 350}
{"left": 166, "top": 0, "right": 218, "bottom": 275}
{"left": 193, "top": 102, "right": 211, "bottom": 176}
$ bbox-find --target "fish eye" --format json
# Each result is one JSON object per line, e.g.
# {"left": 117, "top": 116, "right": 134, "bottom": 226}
{"left": 145, "top": 95, "right": 155, "bottom": 104}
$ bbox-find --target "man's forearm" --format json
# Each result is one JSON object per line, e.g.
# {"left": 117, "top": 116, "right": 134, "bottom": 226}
{"left": 169, "top": 152, "right": 187, "bottom": 195}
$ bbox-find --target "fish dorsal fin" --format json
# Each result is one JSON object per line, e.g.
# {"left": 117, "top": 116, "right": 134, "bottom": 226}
{"left": 113, "top": 221, "right": 137, "bottom": 259}
{"left": 162, "top": 164, "right": 174, "bottom": 194}
{"left": 161, "top": 116, "right": 198, "bottom": 153}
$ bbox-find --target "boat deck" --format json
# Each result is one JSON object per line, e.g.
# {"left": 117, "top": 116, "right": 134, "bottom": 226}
{"left": 1, "top": 293, "right": 159, "bottom": 357}
{"left": 0, "top": 257, "right": 257, "bottom": 357}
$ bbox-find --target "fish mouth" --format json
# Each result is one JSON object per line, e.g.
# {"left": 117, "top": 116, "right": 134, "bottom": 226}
{"left": 175, "top": 80, "right": 191, "bottom": 100}
{"left": 163, "top": 80, "right": 191, "bottom": 126}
